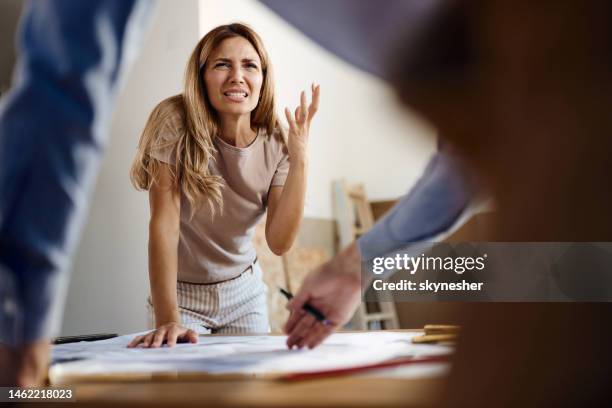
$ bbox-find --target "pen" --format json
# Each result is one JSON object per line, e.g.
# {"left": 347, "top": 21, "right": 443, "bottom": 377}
{"left": 279, "top": 287, "right": 331, "bottom": 326}
{"left": 52, "top": 333, "right": 118, "bottom": 345}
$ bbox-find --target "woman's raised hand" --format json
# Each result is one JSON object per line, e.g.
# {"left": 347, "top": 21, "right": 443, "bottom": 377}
{"left": 127, "top": 322, "right": 198, "bottom": 348}
{"left": 284, "top": 83, "right": 320, "bottom": 163}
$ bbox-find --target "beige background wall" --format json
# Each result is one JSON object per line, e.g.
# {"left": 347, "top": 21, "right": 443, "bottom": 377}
{"left": 0, "top": 1, "right": 468, "bottom": 336}
{"left": 199, "top": 0, "right": 436, "bottom": 219}
{"left": 61, "top": 0, "right": 201, "bottom": 336}
{"left": 24, "top": 0, "right": 437, "bottom": 336}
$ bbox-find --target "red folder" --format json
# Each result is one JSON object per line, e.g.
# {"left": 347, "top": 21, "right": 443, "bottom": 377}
{"left": 281, "top": 354, "right": 451, "bottom": 382}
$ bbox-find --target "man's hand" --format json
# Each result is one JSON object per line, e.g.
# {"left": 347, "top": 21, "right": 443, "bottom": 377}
{"left": 127, "top": 322, "right": 198, "bottom": 348}
{"left": 0, "top": 340, "right": 50, "bottom": 387}
{"left": 284, "top": 242, "right": 363, "bottom": 349}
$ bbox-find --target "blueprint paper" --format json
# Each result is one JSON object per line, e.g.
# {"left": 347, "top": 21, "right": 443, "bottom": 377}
{"left": 50, "top": 331, "right": 452, "bottom": 381}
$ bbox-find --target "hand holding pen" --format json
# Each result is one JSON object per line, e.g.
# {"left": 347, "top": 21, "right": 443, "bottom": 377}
{"left": 282, "top": 243, "right": 363, "bottom": 349}
{"left": 279, "top": 288, "right": 331, "bottom": 325}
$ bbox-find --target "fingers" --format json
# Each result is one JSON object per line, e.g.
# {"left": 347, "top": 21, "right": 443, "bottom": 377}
{"left": 150, "top": 327, "right": 167, "bottom": 348}
{"left": 286, "top": 312, "right": 335, "bottom": 350}
{"left": 127, "top": 334, "right": 145, "bottom": 348}
{"left": 307, "top": 83, "right": 320, "bottom": 122}
{"left": 304, "top": 321, "right": 334, "bottom": 349}
{"left": 166, "top": 326, "right": 180, "bottom": 347}
{"left": 284, "top": 308, "right": 306, "bottom": 335}
{"left": 286, "top": 84, "right": 319, "bottom": 131}
{"left": 127, "top": 332, "right": 156, "bottom": 348}
{"left": 286, "top": 313, "right": 316, "bottom": 348}
{"left": 178, "top": 329, "right": 199, "bottom": 344}
{"left": 284, "top": 278, "right": 315, "bottom": 333}
{"left": 127, "top": 325, "right": 198, "bottom": 349}
{"left": 294, "top": 106, "right": 301, "bottom": 123}
{"left": 127, "top": 329, "right": 163, "bottom": 348}
{"left": 170, "top": 327, "right": 199, "bottom": 346}
{"left": 142, "top": 331, "right": 156, "bottom": 347}
{"left": 284, "top": 107, "right": 296, "bottom": 130}
{"left": 284, "top": 290, "right": 311, "bottom": 332}
{"left": 299, "top": 90, "right": 308, "bottom": 124}
{"left": 287, "top": 316, "right": 335, "bottom": 349}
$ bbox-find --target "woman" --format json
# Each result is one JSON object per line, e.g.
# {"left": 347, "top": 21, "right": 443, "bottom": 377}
{"left": 128, "top": 23, "right": 319, "bottom": 347}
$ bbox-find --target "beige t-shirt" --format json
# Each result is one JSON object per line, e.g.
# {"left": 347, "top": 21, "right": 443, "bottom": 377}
{"left": 149, "top": 111, "right": 290, "bottom": 283}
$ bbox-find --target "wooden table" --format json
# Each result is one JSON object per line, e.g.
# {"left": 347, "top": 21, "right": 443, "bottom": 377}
{"left": 53, "top": 330, "right": 448, "bottom": 407}
{"left": 69, "top": 377, "right": 444, "bottom": 407}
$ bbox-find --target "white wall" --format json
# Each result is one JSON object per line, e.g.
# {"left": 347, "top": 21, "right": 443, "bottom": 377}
{"left": 61, "top": 0, "right": 200, "bottom": 336}
{"left": 61, "top": 0, "right": 436, "bottom": 336}
{"left": 199, "top": 0, "right": 437, "bottom": 219}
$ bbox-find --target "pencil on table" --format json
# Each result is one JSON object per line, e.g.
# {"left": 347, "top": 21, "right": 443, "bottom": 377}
{"left": 412, "top": 324, "right": 461, "bottom": 344}
{"left": 423, "top": 324, "right": 460, "bottom": 335}
{"left": 412, "top": 334, "right": 458, "bottom": 344}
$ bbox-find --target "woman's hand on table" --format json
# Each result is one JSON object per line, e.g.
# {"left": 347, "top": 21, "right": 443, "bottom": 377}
{"left": 127, "top": 322, "right": 198, "bottom": 348}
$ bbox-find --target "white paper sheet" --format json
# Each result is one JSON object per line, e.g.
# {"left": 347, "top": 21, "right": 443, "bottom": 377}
{"left": 50, "top": 331, "right": 452, "bottom": 381}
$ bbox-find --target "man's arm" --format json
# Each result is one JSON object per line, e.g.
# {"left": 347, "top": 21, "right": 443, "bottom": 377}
{"left": 0, "top": 0, "right": 153, "bottom": 385}
{"left": 357, "top": 151, "right": 473, "bottom": 261}
{"left": 284, "top": 151, "right": 476, "bottom": 348}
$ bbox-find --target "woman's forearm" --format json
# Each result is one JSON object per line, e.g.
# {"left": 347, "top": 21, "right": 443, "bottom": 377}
{"left": 148, "top": 223, "right": 180, "bottom": 326}
{"left": 266, "top": 159, "right": 307, "bottom": 254}
{"left": 268, "top": 84, "right": 319, "bottom": 254}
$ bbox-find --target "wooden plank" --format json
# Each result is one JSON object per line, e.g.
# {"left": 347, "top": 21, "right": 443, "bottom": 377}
{"left": 253, "top": 218, "right": 289, "bottom": 334}
{"left": 332, "top": 180, "right": 356, "bottom": 250}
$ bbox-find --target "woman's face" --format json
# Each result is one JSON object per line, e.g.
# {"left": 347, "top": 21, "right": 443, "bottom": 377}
{"left": 204, "top": 36, "right": 264, "bottom": 120}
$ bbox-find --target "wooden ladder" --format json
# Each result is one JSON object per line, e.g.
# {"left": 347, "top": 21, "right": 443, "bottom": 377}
{"left": 332, "top": 180, "right": 399, "bottom": 330}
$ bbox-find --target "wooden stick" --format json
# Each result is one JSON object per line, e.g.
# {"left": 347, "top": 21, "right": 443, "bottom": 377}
{"left": 412, "top": 334, "right": 458, "bottom": 344}
{"left": 423, "top": 324, "right": 461, "bottom": 335}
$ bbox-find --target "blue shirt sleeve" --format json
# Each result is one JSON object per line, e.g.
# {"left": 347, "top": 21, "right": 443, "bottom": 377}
{"left": 0, "top": 0, "right": 153, "bottom": 346}
{"left": 357, "top": 151, "right": 474, "bottom": 261}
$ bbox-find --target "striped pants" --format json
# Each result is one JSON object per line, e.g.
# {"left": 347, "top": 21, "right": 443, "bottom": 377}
{"left": 147, "top": 261, "right": 270, "bottom": 334}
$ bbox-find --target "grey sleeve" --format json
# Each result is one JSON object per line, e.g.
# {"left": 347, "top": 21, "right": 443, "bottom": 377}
{"left": 357, "top": 152, "right": 473, "bottom": 261}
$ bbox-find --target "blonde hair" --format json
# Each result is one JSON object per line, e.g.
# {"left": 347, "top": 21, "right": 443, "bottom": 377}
{"left": 130, "top": 23, "right": 280, "bottom": 216}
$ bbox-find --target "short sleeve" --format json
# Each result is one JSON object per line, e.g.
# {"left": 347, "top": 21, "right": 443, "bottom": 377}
{"left": 271, "top": 145, "right": 290, "bottom": 186}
